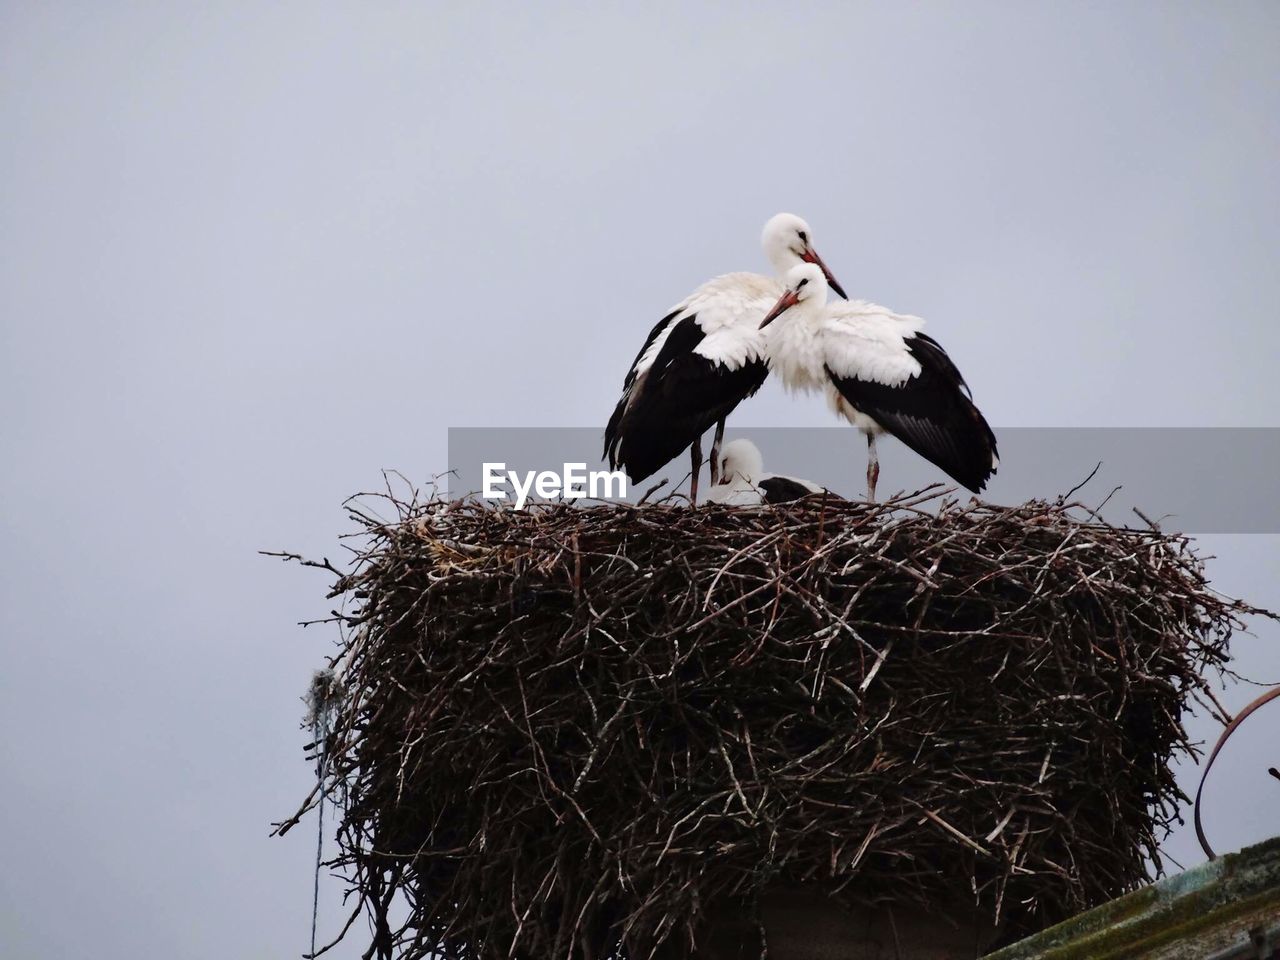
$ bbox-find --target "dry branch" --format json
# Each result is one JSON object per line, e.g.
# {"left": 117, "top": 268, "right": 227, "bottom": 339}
{"left": 279, "top": 487, "right": 1272, "bottom": 959}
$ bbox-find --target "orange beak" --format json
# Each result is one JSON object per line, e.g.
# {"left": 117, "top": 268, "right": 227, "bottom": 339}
{"left": 800, "top": 247, "right": 848, "bottom": 300}
{"left": 759, "top": 289, "right": 800, "bottom": 328}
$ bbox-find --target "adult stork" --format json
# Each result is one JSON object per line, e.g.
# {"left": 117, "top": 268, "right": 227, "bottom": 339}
{"left": 759, "top": 263, "right": 998, "bottom": 500}
{"left": 603, "top": 213, "right": 847, "bottom": 504}
{"left": 705, "top": 438, "right": 827, "bottom": 506}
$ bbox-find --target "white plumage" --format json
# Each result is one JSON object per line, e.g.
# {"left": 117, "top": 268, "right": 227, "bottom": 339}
{"left": 821, "top": 307, "right": 927, "bottom": 387}
{"left": 629, "top": 273, "right": 780, "bottom": 381}
{"left": 705, "top": 438, "right": 826, "bottom": 506}
{"left": 760, "top": 263, "right": 998, "bottom": 499}
{"left": 604, "top": 214, "right": 847, "bottom": 503}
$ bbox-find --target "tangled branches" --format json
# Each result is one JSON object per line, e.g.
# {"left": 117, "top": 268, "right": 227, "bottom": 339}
{"left": 277, "top": 487, "right": 1268, "bottom": 959}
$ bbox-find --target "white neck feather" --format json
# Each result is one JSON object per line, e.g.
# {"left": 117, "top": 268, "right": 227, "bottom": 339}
{"left": 764, "top": 295, "right": 830, "bottom": 393}
{"left": 760, "top": 213, "right": 811, "bottom": 277}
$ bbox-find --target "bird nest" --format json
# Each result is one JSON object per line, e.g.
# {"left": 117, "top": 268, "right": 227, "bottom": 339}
{"left": 277, "top": 485, "right": 1266, "bottom": 960}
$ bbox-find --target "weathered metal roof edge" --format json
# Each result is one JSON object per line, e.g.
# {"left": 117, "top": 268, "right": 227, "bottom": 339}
{"left": 985, "top": 836, "right": 1280, "bottom": 959}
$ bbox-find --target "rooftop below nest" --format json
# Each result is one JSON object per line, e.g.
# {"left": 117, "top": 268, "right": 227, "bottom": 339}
{"left": 986, "top": 836, "right": 1280, "bottom": 960}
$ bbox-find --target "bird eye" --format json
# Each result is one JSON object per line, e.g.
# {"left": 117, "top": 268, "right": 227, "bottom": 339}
{"left": 798, "top": 278, "right": 809, "bottom": 288}
{"left": 798, "top": 231, "right": 808, "bottom": 243}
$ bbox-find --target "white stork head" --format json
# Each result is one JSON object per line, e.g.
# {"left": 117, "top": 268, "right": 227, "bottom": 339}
{"left": 758, "top": 262, "right": 828, "bottom": 328}
{"left": 717, "top": 438, "right": 765, "bottom": 486}
{"left": 761, "top": 213, "right": 848, "bottom": 299}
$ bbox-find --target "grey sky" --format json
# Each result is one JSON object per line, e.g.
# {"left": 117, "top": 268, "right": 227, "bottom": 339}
{"left": 2, "top": 3, "right": 1278, "bottom": 958}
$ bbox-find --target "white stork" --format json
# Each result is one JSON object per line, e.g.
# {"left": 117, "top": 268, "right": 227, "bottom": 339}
{"left": 705, "top": 438, "right": 827, "bottom": 506}
{"left": 759, "top": 263, "right": 998, "bottom": 500}
{"left": 604, "top": 213, "right": 847, "bottom": 503}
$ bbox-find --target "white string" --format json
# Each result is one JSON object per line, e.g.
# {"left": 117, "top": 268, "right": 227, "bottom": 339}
{"left": 311, "top": 724, "right": 327, "bottom": 958}
{"left": 306, "top": 670, "right": 339, "bottom": 958}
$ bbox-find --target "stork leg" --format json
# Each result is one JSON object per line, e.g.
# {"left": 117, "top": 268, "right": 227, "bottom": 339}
{"left": 690, "top": 438, "right": 703, "bottom": 506}
{"left": 709, "top": 420, "right": 726, "bottom": 486}
{"left": 866, "top": 432, "right": 880, "bottom": 502}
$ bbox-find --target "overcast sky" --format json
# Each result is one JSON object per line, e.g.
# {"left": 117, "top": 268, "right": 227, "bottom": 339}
{"left": 3, "top": 4, "right": 1278, "bottom": 958}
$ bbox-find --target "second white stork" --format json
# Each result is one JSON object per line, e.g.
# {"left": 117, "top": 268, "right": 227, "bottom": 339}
{"left": 759, "top": 263, "right": 998, "bottom": 500}
{"left": 705, "top": 438, "right": 827, "bottom": 506}
{"left": 604, "top": 213, "right": 847, "bottom": 503}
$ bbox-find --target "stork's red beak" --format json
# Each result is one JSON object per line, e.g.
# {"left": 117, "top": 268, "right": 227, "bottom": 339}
{"left": 800, "top": 247, "right": 848, "bottom": 300}
{"left": 759, "top": 289, "right": 799, "bottom": 328}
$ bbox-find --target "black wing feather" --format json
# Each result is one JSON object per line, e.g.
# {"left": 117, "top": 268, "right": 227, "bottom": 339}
{"left": 758, "top": 476, "right": 820, "bottom": 504}
{"left": 604, "top": 310, "right": 681, "bottom": 462}
{"left": 622, "top": 309, "right": 680, "bottom": 392}
{"left": 826, "top": 335, "right": 998, "bottom": 493}
{"left": 912, "top": 332, "right": 971, "bottom": 398}
{"left": 605, "top": 314, "right": 768, "bottom": 482}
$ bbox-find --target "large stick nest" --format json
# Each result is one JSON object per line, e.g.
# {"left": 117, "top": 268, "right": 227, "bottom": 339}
{"left": 280, "top": 486, "right": 1267, "bottom": 960}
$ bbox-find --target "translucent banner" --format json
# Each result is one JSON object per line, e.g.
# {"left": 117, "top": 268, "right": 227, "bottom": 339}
{"left": 447, "top": 427, "right": 1280, "bottom": 534}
